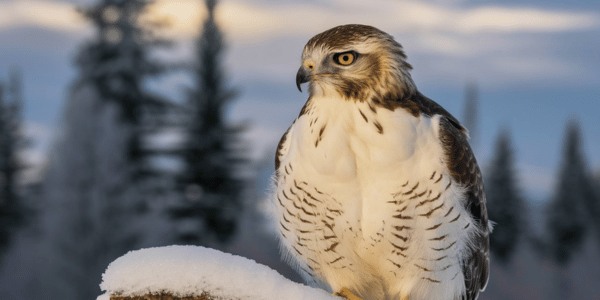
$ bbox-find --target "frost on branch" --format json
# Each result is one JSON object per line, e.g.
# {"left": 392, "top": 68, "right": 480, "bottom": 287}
{"left": 98, "top": 245, "right": 340, "bottom": 300}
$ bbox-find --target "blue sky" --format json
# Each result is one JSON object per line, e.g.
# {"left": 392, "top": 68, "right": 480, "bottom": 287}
{"left": 0, "top": 0, "right": 599, "bottom": 200}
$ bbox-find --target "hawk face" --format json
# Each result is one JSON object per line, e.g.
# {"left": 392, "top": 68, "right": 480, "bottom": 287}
{"left": 296, "top": 24, "right": 416, "bottom": 103}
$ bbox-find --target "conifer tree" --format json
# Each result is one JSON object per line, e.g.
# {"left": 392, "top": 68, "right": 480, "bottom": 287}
{"left": 485, "top": 129, "right": 525, "bottom": 263}
{"left": 546, "top": 120, "right": 595, "bottom": 265}
{"left": 171, "top": 0, "right": 246, "bottom": 245}
{"left": 40, "top": 1, "right": 169, "bottom": 298}
{"left": 77, "top": 0, "right": 169, "bottom": 177}
{"left": 593, "top": 171, "right": 600, "bottom": 240}
{"left": 0, "top": 71, "right": 25, "bottom": 260}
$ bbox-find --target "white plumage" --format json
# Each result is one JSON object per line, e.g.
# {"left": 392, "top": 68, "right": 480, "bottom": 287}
{"left": 272, "top": 24, "right": 489, "bottom": 300}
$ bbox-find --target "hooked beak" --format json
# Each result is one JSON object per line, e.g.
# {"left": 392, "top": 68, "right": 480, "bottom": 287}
{"left": 296, "top": 66, "right": 310, "bottom": 92}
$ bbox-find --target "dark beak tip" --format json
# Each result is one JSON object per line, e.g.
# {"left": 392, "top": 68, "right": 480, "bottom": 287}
{"left": 296, "top": 67, "right": 309, "bottom": 93}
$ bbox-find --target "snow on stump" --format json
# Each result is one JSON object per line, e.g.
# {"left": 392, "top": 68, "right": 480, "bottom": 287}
{"left": 98, "top": 245, "right": 340, "bottom": 300}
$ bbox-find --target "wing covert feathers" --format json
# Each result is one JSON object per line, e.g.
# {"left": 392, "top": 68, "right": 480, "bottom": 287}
{"left": 438, "top": 116, "right": 490, "bottom": 300}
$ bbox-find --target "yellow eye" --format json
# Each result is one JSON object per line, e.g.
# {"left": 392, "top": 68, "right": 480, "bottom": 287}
{"left": 334, "top": 51, "right": 357, "bottom": 66}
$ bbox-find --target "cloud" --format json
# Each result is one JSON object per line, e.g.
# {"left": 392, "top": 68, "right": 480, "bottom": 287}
{"left": 455, "top": 6, "right": 600, "bottom": 33}
{"left": 2, "top": 0, "right": 593, "bottom": 92}
{"left": 407, "top": 33, "right": 586, "bottom": 87}
{"left": 2, "top": 0, "right": 598, "bottom": 43}
{"left": 158, "top": 0, "right": 600, "bottom": 41}
{"left": 143, "top": 0, "right": 205, "bottom": 39}
{"left": 139, "top": 0, "right": 600, "bottom": 88}
{"left": 0, "top": 0, "right": 85, "bottom": 32}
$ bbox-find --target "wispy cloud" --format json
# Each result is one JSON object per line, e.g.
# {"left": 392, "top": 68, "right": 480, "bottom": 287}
{"left": 2, "top": 0, "right": 593, "bottom": 88}
{"left": 455, "top": 6, "right": 600, "bottom": 33}
{"left": 2, "top": 0, "right": 598, "bottom": 41}
{"left": 142, "top": 1, "right": 600, "bottom": 42}
{"left": 0, "top": 0, "right": 84, "bottom": 32}
{"left": 143, "top": 0, "right": 205, "bottom": 38}
{"left": 223, "top": 1, "right": 600, "bottom": 41}
{"left": 139, "top": 0, "right": 600, "bottom": 87}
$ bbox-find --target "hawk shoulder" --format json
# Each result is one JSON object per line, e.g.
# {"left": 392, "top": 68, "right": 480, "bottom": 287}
{"left": 275, "top": 125, "right": 292, "bottom": 171}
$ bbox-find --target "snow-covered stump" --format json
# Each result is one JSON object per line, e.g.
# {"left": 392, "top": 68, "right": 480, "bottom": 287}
{"left": 98, "top": 245, "right": 340, "bottom": 300}
{"left": 109, "top": 294, "right": 212, "bottom": 300}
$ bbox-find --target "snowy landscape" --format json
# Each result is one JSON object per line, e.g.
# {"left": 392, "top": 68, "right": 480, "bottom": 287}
{"left": 1, "top": 0, "right": 600, "bottom": 299}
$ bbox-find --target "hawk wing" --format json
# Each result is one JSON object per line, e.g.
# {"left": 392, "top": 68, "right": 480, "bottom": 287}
{"left": 415, "top": 93, "right": 490, "bottom": 300}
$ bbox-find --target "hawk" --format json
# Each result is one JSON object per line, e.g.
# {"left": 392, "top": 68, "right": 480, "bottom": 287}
{"left": 273, "top": 24, "right": 489, "bottom": 300}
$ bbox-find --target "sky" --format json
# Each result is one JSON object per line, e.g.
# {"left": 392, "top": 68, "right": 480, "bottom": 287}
{"left": 0, "top": 0, "right": 599, "bottom": 200}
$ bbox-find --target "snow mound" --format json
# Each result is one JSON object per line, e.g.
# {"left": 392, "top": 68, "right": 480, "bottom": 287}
{"left": 99, "top": 245, "right": 339, "bottom": 300}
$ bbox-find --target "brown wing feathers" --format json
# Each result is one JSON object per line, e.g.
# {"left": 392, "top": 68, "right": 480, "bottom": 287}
{"left": 437, "top": 113, "right": 489, "bottom": 300}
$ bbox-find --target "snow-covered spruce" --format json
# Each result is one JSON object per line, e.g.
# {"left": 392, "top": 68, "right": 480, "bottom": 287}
{"left": 98, "top": 245, "right": 340, "bottom": 300}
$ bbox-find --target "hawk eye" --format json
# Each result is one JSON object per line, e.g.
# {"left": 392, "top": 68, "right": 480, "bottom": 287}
{"left": 333, "top": 51, "right": 357, "bottom": 66}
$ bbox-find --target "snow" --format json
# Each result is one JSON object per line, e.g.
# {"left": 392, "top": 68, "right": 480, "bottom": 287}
{"left": 98, "top": 245, "right": 340, "bottom": 300}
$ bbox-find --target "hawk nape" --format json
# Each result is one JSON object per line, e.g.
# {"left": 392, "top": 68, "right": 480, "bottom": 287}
{"left": 272, "top": 24, "right": 489, "bottom": 300}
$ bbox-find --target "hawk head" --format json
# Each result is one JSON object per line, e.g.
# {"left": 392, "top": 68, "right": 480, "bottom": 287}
{"left": 296, "top": 24, "right": 417, "bottom": 104}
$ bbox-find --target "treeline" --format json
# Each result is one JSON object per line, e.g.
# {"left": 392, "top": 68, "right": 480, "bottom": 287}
{"left": 484, "top": 118, "right": 599, "bottom": 267}
{"left": 463, "top": 86, "right": 600, "bottom": 272}
{"left": 459, "top": 86, "right": 600, "bottom": 298}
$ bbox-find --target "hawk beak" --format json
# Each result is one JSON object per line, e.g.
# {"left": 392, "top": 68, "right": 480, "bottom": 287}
{"left": 296, "top": 66, "right": 310, "bottom": 92}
